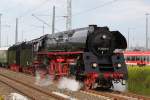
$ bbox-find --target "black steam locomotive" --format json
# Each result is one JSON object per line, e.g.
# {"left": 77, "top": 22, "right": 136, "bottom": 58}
{"left": 2, "top": 25, "right": 127, "bottom": 89}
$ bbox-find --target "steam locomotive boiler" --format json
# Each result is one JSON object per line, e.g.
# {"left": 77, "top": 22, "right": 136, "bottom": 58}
{"left": 7, "top": 25, "right": 127, "bottom": 89}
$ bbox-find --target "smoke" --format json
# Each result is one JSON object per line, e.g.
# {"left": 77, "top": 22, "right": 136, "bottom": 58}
{"left": 57, "top": 77, "right": 82, "bottom": 91}
{"left": 35, "top": 71, "right": 53, "bottom": 87}
{"left": 112, "top": 81, "right": 127, "bottom": 92}
{"left": 34, "top": 70, "right": 82, "bottom": 91}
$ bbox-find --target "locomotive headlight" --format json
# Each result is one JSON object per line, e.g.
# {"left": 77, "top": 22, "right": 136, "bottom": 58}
{"left": 92, "top": 63, "right": 98, "bottom": 68}
{"left": 118, "top": 63, "right": 122, "bottom": 68}
{"left": 102, "top": 35, "right": 106, "bottom": 39}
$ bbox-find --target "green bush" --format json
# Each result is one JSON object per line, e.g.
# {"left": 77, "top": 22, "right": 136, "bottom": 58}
{"left": 128, "top": 66, "right": 150, "bottom": 96}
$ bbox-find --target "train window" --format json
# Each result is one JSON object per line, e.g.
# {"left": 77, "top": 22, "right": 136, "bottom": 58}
{"left": 126, "top": 56, "right": 130, "bottom": 61}
{"left": 146, "top": 56, "right": 149, "bottom": 62}
{"left": 148, "top": 56, "right": 150, "bottom": 62}
{"left": 140, "top": 56, "right": 143, "bottom": 61}
{"left": 145, "top": 56, "right": 148, "bottom": 61}
{"left": 58, "top": 35, "right": 63, "bottom": 39}
{"left": 127, "top": 56, "right": 133, "bottom": 61}
{"left": 129, "top": 56, "right": 131, "bottom": 61}
{"left": 68, "top": 33, "right": 74, "bottom": 37}
{"left": 128, "top": 56, "right": 130, "bottom": 61}
{"left": 140, "top": 56, "right": 146, "bottom": 61}
{"left": 33, "top": 43, "right": 39, "bottom": 52}
{"left": 58, "top": 35, "right": 63, "bottom": 41}
{"left": 136, "top": 56, "right": 140, "bottom": 61}
{"left": 143, "top": 56, "right": 146, "bottom": 61}
{"left": 134, "top": 56, "right": 136, "bottom": 61}
{"left": 139, "top": 56, "right": 142, "bottom": 61}
{"left": 130, "top": 56, "right": 132, "bottom": 61}
{"left": 131, "top": 56, "right": 136, "bottom": 61}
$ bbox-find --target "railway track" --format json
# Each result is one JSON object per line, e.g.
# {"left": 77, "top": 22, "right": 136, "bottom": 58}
{"left": 0, "top": 73, "right": 67, "bottom": 100}
{"left": 81, "top": 89, "right": 150, "bottom": 100}
{"left": 0, "top": 68, "right": 150, "bottom": 100}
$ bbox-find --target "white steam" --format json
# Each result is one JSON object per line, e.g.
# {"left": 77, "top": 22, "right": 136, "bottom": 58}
{"left": 35, "top": 70, "right": 82, "bottom": 91}
{"left": 112, "top": 81, "right": 127, "bottom": 92}
{"left": 57, "top": 77, "right": 82, "bottom": 91}
{"left": 35, "top": 71, "right": 53, "bottom": 86}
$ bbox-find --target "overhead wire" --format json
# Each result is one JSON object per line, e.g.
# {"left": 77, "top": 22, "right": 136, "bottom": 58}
{"left": 31, "top": 14, "right": 60, "bottom": 32}
{"left": 72, "top": 0, "right": 118, "bottom": 17}
{"left": 19, "top": 0, "right": 50, "bottom": 19}
{"left": 33, "top": 0, "right": 118, "bottom": 21}
{"left": 18, "top": 0, "right": 54, "bottom": 35}
{"left": 16, "top": 0, "right": 118, "bottom": 34}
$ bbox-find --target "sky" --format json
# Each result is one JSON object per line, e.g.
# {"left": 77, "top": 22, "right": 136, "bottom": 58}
{"left": 0, "top": 0, "right": 150, "bottom": 48}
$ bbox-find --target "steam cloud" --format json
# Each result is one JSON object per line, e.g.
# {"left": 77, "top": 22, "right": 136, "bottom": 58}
{"left": 35, "top": 71, "right": 53, "bottom": 86}
{"left": 112, "top": 81, "right": 127, "bottom": 92}
{"left": 57, "top": 77, "right": 82, "bottom": 91}
{"left": 35, "top": 70, "right": 82, "bottom": 91}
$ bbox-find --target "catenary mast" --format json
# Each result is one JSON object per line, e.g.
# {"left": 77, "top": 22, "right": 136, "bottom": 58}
{"left": 66, "top": 0, "right": 72, "bottom": 30}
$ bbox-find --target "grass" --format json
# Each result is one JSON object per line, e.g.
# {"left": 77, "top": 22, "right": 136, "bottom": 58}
{"left": 128, "top": 66, "right": 150, "bottom": 96}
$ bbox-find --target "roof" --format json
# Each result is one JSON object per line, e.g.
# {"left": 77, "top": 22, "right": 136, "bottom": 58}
{"left": 124, "top": 51, "right": 150, "bottom": 56}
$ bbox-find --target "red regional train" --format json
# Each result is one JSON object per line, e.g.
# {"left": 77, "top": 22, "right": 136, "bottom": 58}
{"left": 124, "top": 51, "right": 150, "bottom": 66}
